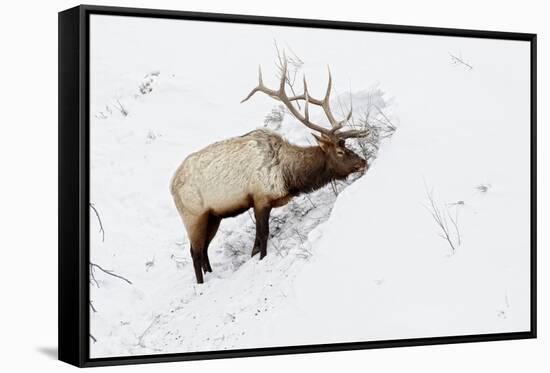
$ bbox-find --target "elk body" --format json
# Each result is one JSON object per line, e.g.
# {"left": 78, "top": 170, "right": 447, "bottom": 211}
{"left": 171, "top": 60, "right": 369, "bottom": 283}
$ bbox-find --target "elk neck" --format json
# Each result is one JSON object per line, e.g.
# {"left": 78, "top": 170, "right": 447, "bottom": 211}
{"left": 281, "top": 144, "right": 334, "bottom": 196}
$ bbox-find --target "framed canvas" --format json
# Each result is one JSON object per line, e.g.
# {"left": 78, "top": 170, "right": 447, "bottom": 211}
{"left": 58, "top": 5, "right": 537, "bottom": 367}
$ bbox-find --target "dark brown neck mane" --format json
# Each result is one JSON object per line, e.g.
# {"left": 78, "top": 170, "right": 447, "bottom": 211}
{"left": 281, "top": 145, "right": 336, "bottom": 196}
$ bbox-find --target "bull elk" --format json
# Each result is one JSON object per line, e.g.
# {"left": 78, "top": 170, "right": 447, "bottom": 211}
{"left": 171, "top": 59, "right": 369, "bottom": 283}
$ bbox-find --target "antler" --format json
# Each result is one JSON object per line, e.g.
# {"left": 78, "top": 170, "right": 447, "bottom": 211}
{"left": 241, "top": 58, "right": 368, "bottom": 142}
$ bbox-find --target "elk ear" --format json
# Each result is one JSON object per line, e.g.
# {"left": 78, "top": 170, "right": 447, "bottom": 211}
{"left": 312, "top": 133, "right": 333, "bottom": 153}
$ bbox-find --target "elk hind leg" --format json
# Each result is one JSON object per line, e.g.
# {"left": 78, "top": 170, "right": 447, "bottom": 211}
{"left": 186, "top": 213, "right": 209, "bottom": 284}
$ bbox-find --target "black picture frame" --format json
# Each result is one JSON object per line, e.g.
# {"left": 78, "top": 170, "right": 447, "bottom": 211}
{"left": 58, "top": 4, "right": 537, "bottom": 368}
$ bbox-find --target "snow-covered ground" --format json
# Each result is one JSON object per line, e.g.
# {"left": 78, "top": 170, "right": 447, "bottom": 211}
{"left": 89, "top": 15, "right": 531, "bottom": 357}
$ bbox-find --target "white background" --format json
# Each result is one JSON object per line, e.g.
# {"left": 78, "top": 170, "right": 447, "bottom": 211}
{"left": 0, "top": 0, "right": 546, "bottom": 371}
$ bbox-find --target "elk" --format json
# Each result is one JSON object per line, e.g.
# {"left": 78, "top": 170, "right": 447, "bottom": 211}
{"left": 170, "top": 58, "right": 369, "bottom": 283}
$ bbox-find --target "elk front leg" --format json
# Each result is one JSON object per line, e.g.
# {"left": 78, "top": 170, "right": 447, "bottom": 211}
{"left": 251, "top": 205, "right": 272, "bottom": 259}
{"left": 202, "top": 215, "right": 221, "bottom": 273}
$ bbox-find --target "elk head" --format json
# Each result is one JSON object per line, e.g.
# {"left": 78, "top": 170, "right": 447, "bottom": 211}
{"left": 241, "top": 58, "right": 369, "bottom": 179}
{"left": 312, "top": 133, "right": 367, "bottom": 179}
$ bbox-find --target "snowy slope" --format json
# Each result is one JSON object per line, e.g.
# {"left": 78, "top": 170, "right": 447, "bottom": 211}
{"left": 88, "top": 66, "right": 392, "bottom": 356}
{"left": 88, "top": 15, "right": 531, "bottom": 357}
{"left": 257, "top": 107, "right": 531, "bottom": 347}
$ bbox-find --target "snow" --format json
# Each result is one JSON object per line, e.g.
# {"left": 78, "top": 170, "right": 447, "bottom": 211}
{"left": 89, "top": 15, "right": 531, "bottom": 358}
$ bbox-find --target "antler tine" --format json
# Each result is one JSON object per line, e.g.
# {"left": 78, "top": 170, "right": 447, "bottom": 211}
{"left": 324, "top": 66, "right": 332, "bottom": 104}
{"left": 336, "top": 128, "right": 370, "bottom": 140}
{"left": 331, "top": 101, "right": 353, "bottom": 134}
{"left": 332, "top": 99, "right": 369, "bottom": 140}
{"left": 317, "top": 66, "right": 340, "bottom": 129}
{"left": 344, "top": 108, "right": 353, "bottom": 123}
{"left": 241, "top": 58, "right": 334, "bottom": 137}
{"left": 241, "top": 65, "right": 277, "bottom": 103}
{"left": 303, "top": 75, "right": 310, "bottom": 122}
{"left": 240, "top": 88, "right": 257, "bottom": 104}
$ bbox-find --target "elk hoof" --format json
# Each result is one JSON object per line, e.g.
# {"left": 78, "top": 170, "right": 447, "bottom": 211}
{"left": 251, "top": 247, "right": 260, "bottom": 257}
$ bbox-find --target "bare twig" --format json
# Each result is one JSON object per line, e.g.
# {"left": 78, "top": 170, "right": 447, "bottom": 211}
{"left": 270, "top": 240, "right": 288, "bottom": 258}
{"left": 90, "top": 262, "right": 133, "bottom": 285}
{"left": 330, "top": 180, "right": 339, "bottom": 196}
{"left": 304, "top": 195, "right": 316, "bottom": 209}
{"left": 90, "top": 300, "right": 97, "bottom": 313}
{"left": 374, "top": 105, "right": 396, "bottom": 132}
{"left": 339, "top": 88, "right": 396, "bottom": 163}
{"left": 449, "top": 52, "right": 473, "bottom": 70}
{"left": 448, "top": 207, "right": 461, "bottom": 246}
{"left": 90, "top": 334, "right": 97, "bottom": 343}
{"left": 293, "top": 228, "right": 312, "bottom": 259}
{"left": 89, "top": 203, "right": 105, "bottom": 242}
{"left": 424, "top": 185, "right": 460, "bottom": 253}
{"left": 263, "top": 104, "right": 285, "bottom": 129}
{"left": 274, "top": 40, "right": 304, "bottom": 108}
{"left": 114, "top": 99, "right": 129, "bottom": 116}
{"left": 137, "top": 315, "right": 161, "bottom": 348}
{"left": 293, "top": 228, "right": 305, "bottom": 246}
{"left": 89, "top": 266, "right": 100, "bottom": 288}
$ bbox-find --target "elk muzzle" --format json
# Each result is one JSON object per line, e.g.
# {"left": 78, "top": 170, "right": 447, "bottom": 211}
{"left": 353, "top": 158, "right": 368, "bottom": 173}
